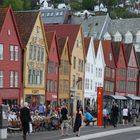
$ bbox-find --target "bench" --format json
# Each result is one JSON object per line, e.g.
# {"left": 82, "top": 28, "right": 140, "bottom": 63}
{"left": 85, "top": 119, "right": 97, "bottom": 126}
{"left": 8, "top": 127, "right": 21, "bottom": 133}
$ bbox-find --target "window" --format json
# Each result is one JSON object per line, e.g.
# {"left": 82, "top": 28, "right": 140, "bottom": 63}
{"left": 73, "top": 57, "right": 76, "bottom": 69}
{"left": 54, "top": 80, "right": 57, "bottom": 93}
{"left": 15, "top": 72, "right": 18, "bottom": 87}
{"left": 91, "top": 64, "right": 93, "bottom": 73}
{"left": 90, "top": 80, "right": 92, "bottom": 90}
{"left": 15, "top": 46, "right": 18, "bottom": 61}
{"left": 37, "top": 47, "right": 41, "bottom": 61}
{"left": 47, "top": 80, "right": 53, "bottom": 92}
{"left": 10, "top": 45, "right": 14, "bottom": 61}
{"left": 10, "top": 71, "right": 14, "bottom": 87}
{"left": 41, "top": 48, "right": 44, "bottom": 62}
{"left": 59, "top": 80, "right": 63, "bottom": 93}
{"left": 95, "top": 82, "right": 97, "bottom": 91}
{"left": 120, "top": 54, "right": 122, "bottom": 64}
{"left": 106, "top": 67, "right": 110, "bottom": 77}
{"left": 29, "top": 45, "right": 33, "bottom": 60}
{"left": 112, "top": 69, "right": 115, "bottom": 78}
{"left": 72, "top": 75, "right": 76, "bottom": 88}
{"left": 55, "top": 63, "right": 58, "bottom": 74}
{"left": 33, "top": 46, "right": 36, "bottom": 60}
{"left": 109, "top": 53, "right": 112, "bottom": 61}
{"left": 0, "top": 71, "right": 3, "bottom": 87}
{"left": 48, "top": 61, "right": 54, "bottom": 73}
{"left": 0, "top": 44, "right": 3, "bottom": 60}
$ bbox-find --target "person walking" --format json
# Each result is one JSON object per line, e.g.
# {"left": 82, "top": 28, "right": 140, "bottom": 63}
{"left": 73, "top": 107, "right": 82, "bottom": 137}
{"left": 60, "top": 103, "right": 69, "bottom": 136}
{"left": 122, "top": 105, "right": 128, "bottom": 125}
{"left": 103, "top": 106, "right": 108, "bottom": 128}
{"left": 131, "top": 106, "right": 138, "bottom": 126}
{"left": 111, "top": 103, "right": 119, "bottom": 128}
{"left": 20, "top": 102, "right": 31, "bottom": 140}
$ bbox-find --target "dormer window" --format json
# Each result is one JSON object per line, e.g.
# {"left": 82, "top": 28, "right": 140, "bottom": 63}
{"left": 109, "top": 53, "right": 112, "bottom": 61}
{"left": 136, "top": 30, "right": 140, "bottom": 43}
{"left": 103, "top": 32, "right": 111, "bottom": 40}
{"left": 8, "top": 29, "right": 11, "bottom": 36}
{"left": 125, "top": 31, "right": 133, "bottom": 43}
{"left": 113, "top": 31, "right": 122, "bottom": 42}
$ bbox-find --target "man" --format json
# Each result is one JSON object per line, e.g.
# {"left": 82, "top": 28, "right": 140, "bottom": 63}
{"left": 60, "top": 103, "right": 69, "bottom": 136}
{"left": 111, "top": 103, "right": 119, "bottom": 127}
{"left": 85, "top": 110, "right": 93, "bottom": 126}
{"left": 20, "top": 102, "right": 31, "bottom": 140}
{"left": 131, "top": 106, "right": 138, "bottom": 126}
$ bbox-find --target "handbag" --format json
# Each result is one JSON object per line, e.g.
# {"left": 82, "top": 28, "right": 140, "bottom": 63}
{"left": 29, "top": 122, "right": 32, "bottom": 133}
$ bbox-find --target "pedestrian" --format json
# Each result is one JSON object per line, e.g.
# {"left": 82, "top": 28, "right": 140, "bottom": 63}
{"left": 20, "top": 102, "right": 31, "bottom": 140}
{"left": 84, "top": 109, "right": 93, "bottom": 126}
{"left": 60, "top": 103, "right": 69, "bottom": 136}
{"left": 111, "top": 102, "right": 119, "bottom": 127}
{"left": 131, "top": 106, "right": 138, "bottom": 126}
{"left": 73, "top": 107, "right": 82, "bottom": 137}
{"left": 103, "top": 106, "right": 108, "bottom": 128}
{"left": 122, "top": 105, "right": 128, "bottom": 125}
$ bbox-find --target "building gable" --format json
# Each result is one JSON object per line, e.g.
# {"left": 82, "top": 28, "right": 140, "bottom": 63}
{"left": 117, "top": 46, "right": 126, "bottom": 68}
{"left": 128, "top": 46, "right": 138, "bottom": 67}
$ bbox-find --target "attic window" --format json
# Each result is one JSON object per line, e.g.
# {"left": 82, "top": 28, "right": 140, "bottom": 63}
{"left": 41, "top": 13, "right": 44, "bottom": 17}
{"left": 60, "top": 11, "right": 63, "bottom": 15}
{"left": 56, "top": 12, "right": 59, "bottom": 16}
{"left": 46, "top": 12, "right": 50, "bottom": 16}
{"left": 50, "top": 12, "right": 54, "bottom": 16}
{"left": 109, "top": 53, "right": 112, "bottom": 61}
{"left": 7, "top": 29, "right": 11, "bottom": 36}
{"left": 95, "top": 23, "right": 98, "bottom": 26}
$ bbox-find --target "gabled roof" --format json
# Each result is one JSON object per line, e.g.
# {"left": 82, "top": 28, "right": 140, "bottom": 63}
{"left": 94, "top": 40, "right": 100, "bottom": 57}
{"left": 0, "top": 8, "right": 8, "bottom": 32}
{"left": 111, "top": 42, "right": 122, "bottom": 64}
{"left": 58, "top": 37, "right": 67, "bottom": 57}
{"left": 14, "top": 11, "right": 39, "bottom": 47}
{"left": 101, "top": 40, "right": 112, "bottom": 62}
{"left": 123, "top": 43, "right": 132, "bottom": 65}
{"left": 44, "top": 24, "right": 81, "bottom": 54}
{"left": 84, "top": 37, "right": 91, "bottom": 57}
{"left": 45, "top": 31, "right": 55, "bottom": 51}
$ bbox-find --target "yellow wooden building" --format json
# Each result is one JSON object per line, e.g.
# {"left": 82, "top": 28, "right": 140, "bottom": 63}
{"left": 15, "top": 11, "right": 48, "bottom": 106}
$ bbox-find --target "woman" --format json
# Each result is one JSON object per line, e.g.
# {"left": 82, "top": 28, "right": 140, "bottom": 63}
{"left": 73, "top": 107, "right": 82, "bottom": 137}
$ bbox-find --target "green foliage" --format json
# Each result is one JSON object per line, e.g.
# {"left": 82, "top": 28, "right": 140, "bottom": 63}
{"left": 2, "top": 0, "right": 23, "bottom": 10}
{"left": 110, "top": 7, "right": 140, "bottom": 19}
{"left": 82, "top": 0, "right": 95, "bottom": 10}
{"left": 70, "top": 0, "right": 82, "bottom": 11}
{"left": 2, "top": 0, "right": 32, "bottom": 11}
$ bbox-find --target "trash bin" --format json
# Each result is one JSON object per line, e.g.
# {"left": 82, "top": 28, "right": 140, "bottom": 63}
{"left": 0, "top": 104, "right": 8, "bottom": 139}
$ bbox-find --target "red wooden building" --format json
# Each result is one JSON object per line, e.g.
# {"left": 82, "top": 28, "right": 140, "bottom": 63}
{"left": 0, "top": 7, "right": 22, "bottom": 105}
{"left": 102, "top": 40, "right": 116, "bottom": 96}
{"left": 45, "top": 31, "right": 60, "bottom": 108}
{"left": 112, "top": 42, "right": 127, "bottom": 96}
{"left": 123, "top": 44, "right": 139, "bottom": 96}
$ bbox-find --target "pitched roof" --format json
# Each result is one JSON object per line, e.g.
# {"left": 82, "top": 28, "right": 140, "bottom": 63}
{"left": 71, "top": 14, "right": 111, "bottom": 39}
{"left": 101, "top": 40, "right": 112, "bottom": 62}
{"left": 44, "top": 24, "right": 80, "bottom": 54}
{"left": 45, "top": 31, "right": 55, "bottom": 51}
{"left": 123, "top": 43, "right": 132, "bottom": 65}
{"left": 111, "top": 42, "right": 122, "bottom": 64}
{"left": 58, "top": 37, "right": 67, "bottom": 57}
{"left": 94, "top": 40, "right": 100, "bottom": 57}
{"left": 14, "top": 11, "right": 39, "bottom": 47}
{"left": 41, "top": 8, "right": 70, "bottom": 24}
{"left": 84, "top": 37, "right": 91, "bottom": 57}
{"left": 108, "top": 18, "right": 140, "bottom": 35}
{"left": 0, "top": 8, "right": 8, "bottom": 32}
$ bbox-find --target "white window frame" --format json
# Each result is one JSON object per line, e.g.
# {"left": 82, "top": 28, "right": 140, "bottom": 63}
{"left": 15, "top": 46, "right": 18, "bottom": 61}
{"left": 10, "top": 71, "right": 14, "bottom": 87}
{"left": 0, "top": 71, "right": 3, "bottom": 88}
{"left": 15, "top": 71, "right": 18, "bottom": 87}
{"left": 0, "top": 44, "right": 3, "bottom": 60}
{"left": 10, "top": 45, "right": 14, "bottom": 61}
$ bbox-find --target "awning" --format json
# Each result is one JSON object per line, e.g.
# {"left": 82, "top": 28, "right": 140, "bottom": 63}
{"left": 111, "top": 95, "right": 127, "bottom": 100}
{"left": 125, "top": 95, "right": 140, "bottom": 101}
{"left": 104, "top": 95, "right": 127, "bottom": 100}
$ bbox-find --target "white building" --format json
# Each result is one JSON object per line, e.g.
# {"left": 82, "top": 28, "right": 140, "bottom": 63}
{"left": 84, "top": 37, "right": 96, "bottom": 107}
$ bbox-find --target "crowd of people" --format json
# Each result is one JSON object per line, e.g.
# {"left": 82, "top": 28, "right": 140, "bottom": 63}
{"left": 6, "top": 102, "right": 140, "bottom": 140}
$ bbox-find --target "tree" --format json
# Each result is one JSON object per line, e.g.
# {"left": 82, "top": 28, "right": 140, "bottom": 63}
{"left": 22, "top": 0, "right": 31, "bottom": 10}
{"left": 2, "top": 0, "right": 24, "bottom": 10}
{"left": 82, "top": 0, "right": 96, "bottom": 10}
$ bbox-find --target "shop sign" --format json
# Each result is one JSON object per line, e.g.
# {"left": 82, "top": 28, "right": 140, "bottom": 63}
{"left": 32, "top": 90, "right": 39, "bottom": 94}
